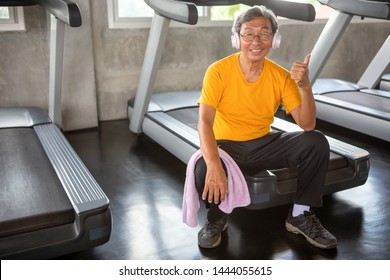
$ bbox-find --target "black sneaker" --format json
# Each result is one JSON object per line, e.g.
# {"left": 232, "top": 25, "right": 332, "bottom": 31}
{"left": 198, "top": 215, "right": 228, "bottom": 248}
{"left": 285, "top": 210, "right": 337, "bottom": 249}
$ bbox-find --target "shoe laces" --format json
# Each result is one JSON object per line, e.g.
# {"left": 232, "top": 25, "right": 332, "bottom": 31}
{"left": 305, "top": 213, "right": 326, "bottom": 238}
{"left": 205, "top": 218, "right": 226, "bottom": 233}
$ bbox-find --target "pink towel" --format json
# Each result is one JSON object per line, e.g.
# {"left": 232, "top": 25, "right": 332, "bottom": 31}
{"left": 182, "top": 148, "right": 250, "bottom": 227}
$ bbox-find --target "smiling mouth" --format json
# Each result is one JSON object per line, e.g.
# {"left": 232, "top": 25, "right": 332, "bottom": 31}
{"left": 250, "top": 49, "right": 264, "bottom": 55}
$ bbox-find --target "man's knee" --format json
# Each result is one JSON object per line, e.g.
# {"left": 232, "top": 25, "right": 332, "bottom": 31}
{"left": 301, "top": 130, "right": 329, "bottom": 153}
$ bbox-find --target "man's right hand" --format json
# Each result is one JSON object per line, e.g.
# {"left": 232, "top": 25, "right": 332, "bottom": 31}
{"left": 202, "top": 163, "right": 228, "bottom": 205}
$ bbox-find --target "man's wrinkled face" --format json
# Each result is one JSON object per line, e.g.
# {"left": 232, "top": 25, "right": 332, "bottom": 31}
{"left": 239, "top": 16, "right": 273, "bottom": 62}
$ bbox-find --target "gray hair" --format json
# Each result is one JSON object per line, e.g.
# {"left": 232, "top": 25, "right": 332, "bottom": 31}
{"left": 232, "top": 5, "right": 278, "bottom": 35}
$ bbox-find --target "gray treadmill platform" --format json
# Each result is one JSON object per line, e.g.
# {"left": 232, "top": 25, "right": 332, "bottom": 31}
{"left": 0, "top": 128, "right": 75, "bottom": 238}
{"left": 311, "top": 84, "right": 390, "bottom": 141}
{"left": 319, "top": 91, "right": 390, "bottom": 120}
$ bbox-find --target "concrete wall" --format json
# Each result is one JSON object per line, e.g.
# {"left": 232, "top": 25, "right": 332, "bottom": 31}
{"left": 1, "top": 0, "right": 389, "bottom": 131}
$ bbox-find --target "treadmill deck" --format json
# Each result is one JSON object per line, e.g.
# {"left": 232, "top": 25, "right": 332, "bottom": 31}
{"left": 0, "top": 128, "right": 75, "bottom": 238}
{"left": 312, "top": 78, "right": 390, "bottom": 141}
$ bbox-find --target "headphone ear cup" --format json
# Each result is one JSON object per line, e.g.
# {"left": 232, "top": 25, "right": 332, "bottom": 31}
{"left": 272, "top": 31, "right": 281, "bottom": 49}
{"left": 231, "top": 32, "right": 240, "bottom": 49}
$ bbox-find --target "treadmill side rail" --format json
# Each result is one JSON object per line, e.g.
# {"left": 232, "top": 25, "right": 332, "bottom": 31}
{"left": 271, "top": 117, "right": 370, "bottom": 160}
{"left": 34, "top": 124, "right": 109, "bottom": 214}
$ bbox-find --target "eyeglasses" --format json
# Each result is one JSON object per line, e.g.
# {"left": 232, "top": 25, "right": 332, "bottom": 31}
{"left": 240, "top": 32, "right": 273, "bottom": 42}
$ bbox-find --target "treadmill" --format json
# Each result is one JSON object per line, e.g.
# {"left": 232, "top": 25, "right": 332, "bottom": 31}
{"left": 128, "top": 0, "right": 370, "bottom": 210}
{"left": 0, "top": 0, "right": 111, "bottom": 259}
{"left": 309, "top": 0, "right": 390, "bottom": 142}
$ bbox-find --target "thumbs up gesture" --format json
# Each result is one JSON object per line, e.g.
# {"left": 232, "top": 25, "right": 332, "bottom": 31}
{"left": 290, "top": 54, "right": 311, "bottom": 91}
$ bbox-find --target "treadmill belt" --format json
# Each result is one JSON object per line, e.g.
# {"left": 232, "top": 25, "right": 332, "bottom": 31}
{"left": 0, "top": 128, "right": 75, "bottom": 238}
{"left": 166, "top": 107, "right": 348, "bottom": 172}
{"left": 325, "top": 91, "right": 390, "bottom": 112}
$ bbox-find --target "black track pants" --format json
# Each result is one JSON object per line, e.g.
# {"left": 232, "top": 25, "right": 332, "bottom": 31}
{"left": 194, "top": 130, "right": 330, "bottom": 221}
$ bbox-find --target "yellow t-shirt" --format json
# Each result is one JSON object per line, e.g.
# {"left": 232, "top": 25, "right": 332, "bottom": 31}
{"left": 199, "top": 53, "right": 302, "bottom": 141}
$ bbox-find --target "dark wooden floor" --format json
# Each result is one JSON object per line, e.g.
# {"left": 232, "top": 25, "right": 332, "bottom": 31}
{"left": 60, "top": 116, "right": 390, "bottom": 260}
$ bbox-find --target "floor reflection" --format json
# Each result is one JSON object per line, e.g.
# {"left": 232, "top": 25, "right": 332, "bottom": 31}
{"left": 59, "top": 119, "right": 390, "bottom": 260}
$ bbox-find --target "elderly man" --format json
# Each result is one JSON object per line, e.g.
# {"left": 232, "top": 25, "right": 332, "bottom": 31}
{"left": 194, "top": 5, "right": 337, "bottom": 250}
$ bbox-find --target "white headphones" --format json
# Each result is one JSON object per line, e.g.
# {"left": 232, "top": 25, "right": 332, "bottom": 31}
{"left": 231, "top": 30, "right": 281, "bottom": 50}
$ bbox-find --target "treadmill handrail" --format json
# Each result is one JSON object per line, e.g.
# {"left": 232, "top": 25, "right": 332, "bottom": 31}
{"left": 0, "top": 0, "right": 36, "bottom": 6}
{"left": 3, "top": 0, "right": 82, "bottom": 27}
{"left": 181, "top": 0, "right": 316, "bottom": 22}
{"left": 36, "top": 0, "right": 81, "bottom": 27}
{"left": 243, "top": 0, "right": 315, "bottom": 22}
{"left": 145, "top": 0, "right": 198, "bottom": 25}
{"left": 318, "top": 0, "right": 390, "bottom": 20}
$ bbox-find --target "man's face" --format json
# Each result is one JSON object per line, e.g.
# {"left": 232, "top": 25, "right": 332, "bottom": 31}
{"left": 239, "top": 16, "right": 273, "bottom": 63}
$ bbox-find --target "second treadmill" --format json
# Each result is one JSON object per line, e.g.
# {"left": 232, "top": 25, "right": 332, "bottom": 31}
{"left": 0, "top": 0, "right": 111, "bottom": 259}
{"left": 309, "top": 0, "right": 390, "bottom": 142}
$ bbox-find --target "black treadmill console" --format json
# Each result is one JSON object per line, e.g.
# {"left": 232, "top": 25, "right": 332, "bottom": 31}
{"left": 176, "top": 0, "right": 316, "bottom": 22}
{"left": 2, "top": 0, "right": 82, "bottom": 27}
{"left": 36, "top": 0, "right": 82, "bottom": 27}
{"left": 0, "top": 0, "right": 35, "bottom": 6}
{"left": 145, "top": 0, "right": 198, "bottom": 24}
{"left": 318, "top": 0, "right": 390, "bottom": 20}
